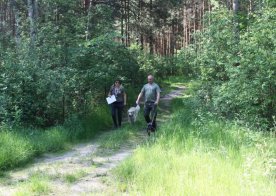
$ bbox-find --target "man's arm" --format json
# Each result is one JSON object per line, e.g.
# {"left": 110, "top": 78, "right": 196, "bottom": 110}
{"left": 155, "top": 92, "right": 160, "bottom": 105}
{"left": 136, "top": 86, "right": 145, "bottom": 105}
{"left": 136, "top": 92, "right": 143, "bottom": 105}
{"left": 155, "top": 84, "right": 161, "bottom": 105}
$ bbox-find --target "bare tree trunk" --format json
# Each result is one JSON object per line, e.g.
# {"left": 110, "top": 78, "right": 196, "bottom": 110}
{"left": 233, "top": 0, "right": 239, "bottom": 42}
{"left": 140, "top": 34, "right": 144, "bottom": 50}
{"left": 233, "top": 0, "right": 240, "bottom": 66}
{"left": 127, "top": 0, "right": 130, "bottom": 46}
{"left": 202, "top": 0, "right": 205, "bottom": 31}
{"left": 85, "top": 0, "right": 93, "bottom": 40}
{"left": 208, "top": 0, "right": 211, "bottom": 26}
{"left": 149, "top": 0, "right": 154, "bottom": 54}
{"left": 124, "top": 0, "right": 130, "bottom": 46}
{"left": 10, "top": 0, "right": 20, "bottom": 48}
{"left": 138, "top": 0, "right": 143, "bottom": 49}
{"left": 120, "top": 0, "right": 124, "bottom": 44}
{"left": 193, "top": 0, "right": 196, "bottom": 38}
{"left": 84, "top": 0, "right": 90, "bottom": 10}
{"left": 171, "top": 21, "right": 175, "bottom": 56}
{"left": 27, "top": 0, "right": 36, "bottom": 47}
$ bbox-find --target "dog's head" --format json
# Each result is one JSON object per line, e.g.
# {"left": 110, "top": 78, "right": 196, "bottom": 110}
{"left": 128, "top": 111, "right": 134, "bottom": 117}
{"left": 128, "top": 107, "right": 136, "bottom": 114}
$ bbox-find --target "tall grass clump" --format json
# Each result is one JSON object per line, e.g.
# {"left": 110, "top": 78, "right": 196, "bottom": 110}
{"left": 0, "top": 126, "right": 69, "bottom": 171}
{"left": 64, "top": 105, "right": 112, "bottom": 141}
{"left": 0, "top": 105, "right": 112, "bottom": 171}
{"left": 99, "top": 118, "right": 144, "bottom": 151}
{"left": 0, "top": 130, "right": 33, "bottom": 170}
{"left": 114, "top": 85, "right": 276, "bottom": 195}
{"left": 14, "top": 173, "right": 51, "bottom": 195}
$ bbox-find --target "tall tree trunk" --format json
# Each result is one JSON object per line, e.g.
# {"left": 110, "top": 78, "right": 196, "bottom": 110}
{"left": 183, "top": 5, "right": 187, "bottom": 47}
{"left": 171, "top": 22, "right": 175, "bottom": 56}
{"left": 140, "top": 34, "right": 144, "bottom": 50}
{"left": 202, "top": 0, "right": 205, "bottom": 31}
{"left": 84, "top": 0, "right": 90, "bottom": 10}
{"left": 10, "top": 0, "right": 20, "bottom": 48}
{"left": 233, "top": 0, "right": 240, "bottom": 66}
{"left": 208, "top": 0, "right": 211, "bottom": 26}
{"left": 149, "top": 0, "right": 154, "bottom": 54}
{"left": 233, "top": 0, "right": 239, "bottom": 42}
{"left": 85, "top": 0, "right": 93, "bottom": 40}
{"left": 124, "top": 0, "right": 128, "bottom": 46}
{"left": 127, "top": 0, "right": 130, "bottom": 46}
{"left": 120, "top": 0, "right": 124, "bottom": 44}
{"left": 27, "top": 0, "right": 36, "bottom": 47}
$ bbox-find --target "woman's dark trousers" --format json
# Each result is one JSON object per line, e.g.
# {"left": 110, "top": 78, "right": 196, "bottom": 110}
{"left": 111, "top": 102, "right": 124, "bottom": 128}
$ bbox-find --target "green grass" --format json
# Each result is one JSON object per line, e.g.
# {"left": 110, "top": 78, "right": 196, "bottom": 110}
{"left": 63, "top": 170, "right": 87, "bottom": 184}
{"left": 113, "top": 82, "right": 276, "bottom": 195}
{"left": 0, "top": 106, "right": 112, "bottom": 172}
{"left": 98, "top": 117, "right": 144, "bottom": 152}
{"left": 14, "top": 173, "right": 51, "bottom": 196}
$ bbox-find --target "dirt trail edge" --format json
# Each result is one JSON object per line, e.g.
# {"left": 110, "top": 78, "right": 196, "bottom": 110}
{"left": 0, "top": 86, "right": 185, "bottom": 196}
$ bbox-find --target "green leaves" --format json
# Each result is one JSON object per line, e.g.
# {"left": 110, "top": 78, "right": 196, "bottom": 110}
{"left": 177, "top": 7, "right": 276, "bottom": 129}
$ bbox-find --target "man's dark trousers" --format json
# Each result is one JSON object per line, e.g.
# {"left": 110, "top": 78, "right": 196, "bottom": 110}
{"left": 144, "top": 101, "right": 157, "bottom": 129}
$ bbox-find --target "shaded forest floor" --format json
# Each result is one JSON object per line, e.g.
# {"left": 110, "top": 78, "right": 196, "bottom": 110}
{"left": 0, "top": 86, "right": 185, "bottom": 195}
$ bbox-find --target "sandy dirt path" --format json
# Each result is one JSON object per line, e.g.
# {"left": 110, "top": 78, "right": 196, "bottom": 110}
{"left": 0, "top": 86, "right": 185, "bottom": 196}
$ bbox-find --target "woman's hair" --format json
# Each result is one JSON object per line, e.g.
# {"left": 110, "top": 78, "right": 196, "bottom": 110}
{"left": 114, "top": 79, "right": 121, "bottom": 85}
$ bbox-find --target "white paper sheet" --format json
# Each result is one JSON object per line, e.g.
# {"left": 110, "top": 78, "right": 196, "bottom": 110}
{"left": 106, "top": 95, "right": 116, "bottom": 104}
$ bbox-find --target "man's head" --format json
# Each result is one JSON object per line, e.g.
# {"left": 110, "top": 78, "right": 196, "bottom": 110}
{"left": 147, "top": 75, "right": 154, "bottom": 84}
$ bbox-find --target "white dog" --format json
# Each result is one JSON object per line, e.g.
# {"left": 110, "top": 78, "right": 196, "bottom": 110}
{"left": 128, "top": 105, "right": 140, "bottom": 124}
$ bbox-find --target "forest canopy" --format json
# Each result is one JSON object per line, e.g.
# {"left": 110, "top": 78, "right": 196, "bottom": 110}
{"left": 0, "top": 0, "right": 275, "bottom": 129}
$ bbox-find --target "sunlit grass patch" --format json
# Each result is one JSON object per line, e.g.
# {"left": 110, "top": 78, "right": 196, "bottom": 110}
{"left": 98, "top": 118, "right": 144, "bottom": 152}
{"left": 98, "top": 128, "right": 139, "bottom": 153}
{"left": 114, "top": 121, "right": 276, "bottom": 195}
{"left": 113, "top": 85, "right": 276, "bottom": 195}
{"left": 0, "top": 106, "right": 112, "bottom": 172}
{"left": 63, "top": 170, "right": 87, "bottom": 184}
{"left": 14, "top": 173, "right": 51, "bottom": 196}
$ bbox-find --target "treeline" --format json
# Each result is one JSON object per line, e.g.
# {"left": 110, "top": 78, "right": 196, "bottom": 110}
{"left": 0, "top": 0, "right": 173, "bottom": 127}
{"left": 0, "top": 0, "right": 275, "bottom": 129}
{"left": 176, "top": 1, "right": 276, "bottom": 129}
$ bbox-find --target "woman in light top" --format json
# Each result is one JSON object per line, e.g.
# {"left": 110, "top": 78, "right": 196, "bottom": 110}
{"left": 108, "top": 79, "right": 127, "bottom": 129}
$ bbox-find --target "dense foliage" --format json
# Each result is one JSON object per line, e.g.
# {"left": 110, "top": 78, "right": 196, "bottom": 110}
{"left": 177, "top": 7, "right": 276, "bottom": 129}
{"left": 0, "top": 1, "right": 174, "bottom": 127}
{"left": 1, "top": 0, "right": 274, "bottom": 129}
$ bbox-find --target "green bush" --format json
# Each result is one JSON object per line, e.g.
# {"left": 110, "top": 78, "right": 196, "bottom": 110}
{"left": 178, "top": 8, "right": 276, "bottom": 129}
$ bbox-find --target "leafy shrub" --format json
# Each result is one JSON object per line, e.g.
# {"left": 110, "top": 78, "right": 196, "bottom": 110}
{"left": 178, "top": 8, "right": 276, "bottom": 129}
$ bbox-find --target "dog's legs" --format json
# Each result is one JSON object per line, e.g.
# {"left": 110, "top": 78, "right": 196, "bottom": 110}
{"left": 130, "top": 116, "right": 135, "bottom": 124}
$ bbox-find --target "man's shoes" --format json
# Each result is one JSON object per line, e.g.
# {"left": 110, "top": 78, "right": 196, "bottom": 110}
{"left": 147, "top": 127, "right": 151, "bottom": 136}
{"left": 147, "top": 122, "right": 156, "bottom": 136}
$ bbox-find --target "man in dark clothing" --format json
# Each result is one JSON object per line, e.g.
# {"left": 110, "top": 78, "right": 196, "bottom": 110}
{"left": 136, "top": 75, "right": 161, "bottom": 131}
